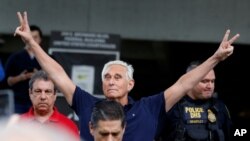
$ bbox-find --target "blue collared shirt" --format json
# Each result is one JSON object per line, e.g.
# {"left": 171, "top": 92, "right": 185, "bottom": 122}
{"left": 72, "top": 86, "right": 165, "bottom": 141}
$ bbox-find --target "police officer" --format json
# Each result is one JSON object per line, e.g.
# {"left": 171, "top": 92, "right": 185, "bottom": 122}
{"left": 155, "top": 61, "right": 232, "bottom": 141}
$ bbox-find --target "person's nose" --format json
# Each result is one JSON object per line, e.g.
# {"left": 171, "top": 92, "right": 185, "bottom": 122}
{"left": 107, "top": 135, "right": 114, "bottom": 141}
{"left": 40, "top": 91, "right": 47, "bottom": 99}
{"left": 108, "top": 78, "right": 115, "bottom": 86}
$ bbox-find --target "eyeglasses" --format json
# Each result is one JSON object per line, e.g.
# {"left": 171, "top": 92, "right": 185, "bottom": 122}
{"left": 31, "top": 89, "right": 55, "bottom": 96}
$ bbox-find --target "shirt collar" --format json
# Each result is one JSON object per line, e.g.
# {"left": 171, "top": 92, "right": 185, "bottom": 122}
{"left": 25, "top": 107, "right": 59, "bottom": 123}
{"left": 124, "top": 96, "right": 134, "bottom": 112}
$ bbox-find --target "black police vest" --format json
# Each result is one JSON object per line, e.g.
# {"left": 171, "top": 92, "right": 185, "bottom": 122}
{"left": 175, "top": 98, "right": 224, "bottom": 141}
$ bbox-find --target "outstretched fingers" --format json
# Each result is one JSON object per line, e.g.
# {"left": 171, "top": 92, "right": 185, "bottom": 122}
{"left": 222, "top": 29, "right": 240, "bottom": 45}
{"left": 228, "top": 33, "right": 240, "bottom": 45}
{"left": 14, "top": 11, "right": 30, "bottom": 37}
{"left": 14, "top": 12, "right": 23, "bottom": 36}
{"left": 220, "top": 29, "right": 240, "bottom": 49}
{"left": 17, "top": 12, "right": 23, "bottom": 25}
{"left": 23, "top": 11, "right": 29, "bottom": 27}
{"left": 222, "top": 29, "right": 230, "bottom": 42}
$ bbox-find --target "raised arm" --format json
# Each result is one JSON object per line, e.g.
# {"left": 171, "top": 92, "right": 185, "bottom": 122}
{"left": 14, "top": 11, "right": 75, "bottom": 105}
{"left": 164, "top": 30, "right": 240, "bottom": 112}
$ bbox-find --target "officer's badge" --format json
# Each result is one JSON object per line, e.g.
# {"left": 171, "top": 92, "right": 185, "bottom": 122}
{"left": 207, "top": 109, "right": 216, "bottom": 123}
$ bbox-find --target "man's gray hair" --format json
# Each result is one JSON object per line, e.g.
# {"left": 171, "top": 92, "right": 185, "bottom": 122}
{"left": 29, "top": 70, "right": 56, "bottom": 91}
{"left": 101, "top": 60, "right": 134, "bottom": 81}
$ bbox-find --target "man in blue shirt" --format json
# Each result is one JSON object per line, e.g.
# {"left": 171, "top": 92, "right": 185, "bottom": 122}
{"left": 14, "top": 11, "right": 240, "bottom": 141}
{"left": 5, "top": 25, "right": 43, "bottom": 113}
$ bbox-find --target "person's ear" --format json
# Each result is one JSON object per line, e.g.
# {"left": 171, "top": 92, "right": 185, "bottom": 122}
{"left": 128, "top": 79, "right": 135, "bottom": 92}
{"left": 89, "top": 122, "right": 94, "bottom": 135}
